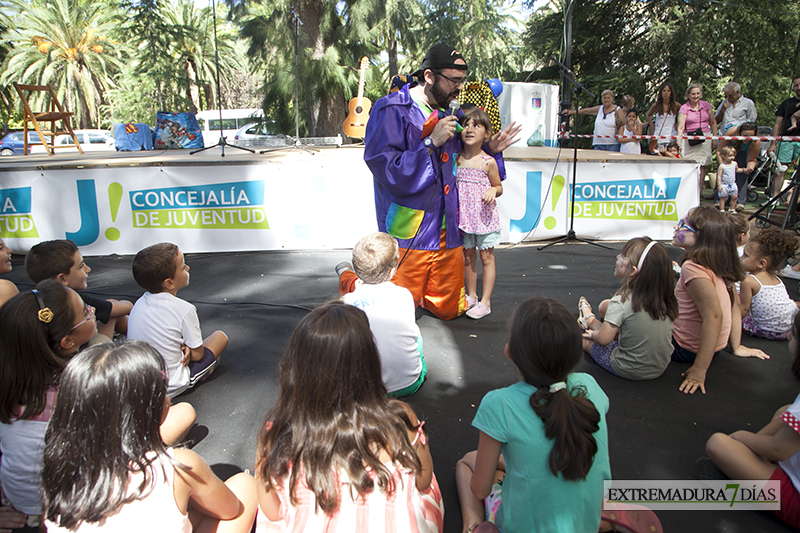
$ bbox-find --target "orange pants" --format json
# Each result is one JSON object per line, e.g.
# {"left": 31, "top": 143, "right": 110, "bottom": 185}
{"left": 339, "top": 231, "right": 466, "bottom": 320}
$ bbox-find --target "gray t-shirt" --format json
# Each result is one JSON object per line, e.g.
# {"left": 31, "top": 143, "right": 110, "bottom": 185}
{"left": 606, "top": 294, "right": 674, "bottom": 380}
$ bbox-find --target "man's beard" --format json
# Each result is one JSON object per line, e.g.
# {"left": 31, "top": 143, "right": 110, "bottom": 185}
{"left": 430, "top": 77, "right": 458, "bottom": 110}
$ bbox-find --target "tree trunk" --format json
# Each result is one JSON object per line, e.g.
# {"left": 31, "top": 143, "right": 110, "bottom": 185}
{"left": 296, "top": 0, "right": 346, "bottom": 137}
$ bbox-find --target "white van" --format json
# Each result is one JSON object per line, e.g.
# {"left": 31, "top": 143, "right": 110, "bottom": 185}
{"left": 195, "top": 109, "right": 264, "bottom": 147}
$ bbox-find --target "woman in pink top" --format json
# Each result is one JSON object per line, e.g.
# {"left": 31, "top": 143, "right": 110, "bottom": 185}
{"left": 676, "top": 83, "right": 719, "bottom": 200}
{"left": 671, "top": 206, "right": 767, "bottom": 395}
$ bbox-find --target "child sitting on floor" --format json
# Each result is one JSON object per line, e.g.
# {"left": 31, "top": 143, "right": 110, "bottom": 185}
{"left": 703, "top": 312, "right": 800, "bottom": 530}
{"left": 578, "top": 238, "right": 678, "bottom": 380}
{"left": 729, "top": 212, "right": 751, "bottom": 257}
{"left": 456, "top": 297, "right": 610, "bottom": 532}
{"left": 739, "top": 227, "right": 800, "bottom": 340}
{"left": 128, "top": 243, "right": 228, "bottom": 397}
{"left": 0, "top": 237, "right": 18, "bottom": 307}
{"left": 42, "top": 341, "right": 255, "bottom": 533}
{"left": 337, "top": 232, "right": 426, "bottom": 397}
{"left": 25, "top": 239, "right": 132, "bottom": 344}
{"left": 255, "top": 302, "right": 443, "bottom": 532}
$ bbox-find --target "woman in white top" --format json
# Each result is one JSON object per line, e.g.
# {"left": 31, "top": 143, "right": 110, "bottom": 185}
{"left": 569, "top": 89, "right": 623, "bottom": 151}
{"left": 646, "top": 82, "right": 680, "bottom": 152}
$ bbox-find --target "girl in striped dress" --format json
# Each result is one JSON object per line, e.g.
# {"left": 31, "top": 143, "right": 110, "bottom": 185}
{"left": 255, "top": 302, "right": 444, "bottom": 532}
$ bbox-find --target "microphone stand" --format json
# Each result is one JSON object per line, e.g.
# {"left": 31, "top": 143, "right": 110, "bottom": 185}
{"left": 260, "top": 6, "right": 317, "bottom": 155}
{"left": 191, "top": 0, "right": 254, "bottom": 156}
{"left": 539, "top": 56, "right": 610, "bottom": 251}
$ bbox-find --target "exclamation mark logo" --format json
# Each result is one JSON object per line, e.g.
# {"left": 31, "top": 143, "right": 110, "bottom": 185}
{"left": 105, "top": 182, "right": 123, "bottom": 241}
{"left": 544, "top": 175, "right": 565, "bottom": 230}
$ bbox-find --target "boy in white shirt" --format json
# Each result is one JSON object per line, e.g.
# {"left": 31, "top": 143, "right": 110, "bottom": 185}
{"left": 128, "top": 243, "right": 228, "bottom": 397}
{"left": 337, "top": 232, "right": 427, "bottom": 397}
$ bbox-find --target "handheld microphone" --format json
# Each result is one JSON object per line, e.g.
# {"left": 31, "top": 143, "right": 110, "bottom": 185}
{"left": 448, "top": 100, "right": 461, "bottom": 116}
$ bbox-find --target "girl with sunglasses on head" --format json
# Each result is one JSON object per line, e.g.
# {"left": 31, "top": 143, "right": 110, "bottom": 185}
{"left": 0, "top": 280, "right": 194, "bottom": 530}
{"left": 671, "top": 206, "right": 768, "bottom": 395}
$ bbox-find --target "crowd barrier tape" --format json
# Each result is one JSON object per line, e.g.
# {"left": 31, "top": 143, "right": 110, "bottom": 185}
{"left": 558, "top": 133, "right": 800, "bottom": 142}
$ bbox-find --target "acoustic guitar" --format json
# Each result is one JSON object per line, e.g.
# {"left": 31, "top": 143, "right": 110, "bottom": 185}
{"left": 343, "top": 57, "right": 371, "bottom": 138}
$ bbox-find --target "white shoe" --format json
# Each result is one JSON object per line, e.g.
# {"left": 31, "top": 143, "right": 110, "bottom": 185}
{"left": 780, "top": 265, "right": 800, "bottom": 280}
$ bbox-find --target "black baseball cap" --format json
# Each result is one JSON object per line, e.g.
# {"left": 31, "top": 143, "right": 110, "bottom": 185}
{"left": 412, "top": 44, "right": 468, "bottom": 78}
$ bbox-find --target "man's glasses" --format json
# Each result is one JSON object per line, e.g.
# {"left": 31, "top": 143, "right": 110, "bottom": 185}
{"left": 436, "top": 72, "right": 466, "bottom": 86}
{"left": 69, "top": 303, "right": 96, "bottom": 332}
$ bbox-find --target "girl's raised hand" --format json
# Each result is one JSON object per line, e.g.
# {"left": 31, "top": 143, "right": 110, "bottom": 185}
{"left": 732, "top": 345, "right": 770, "bottom": 360}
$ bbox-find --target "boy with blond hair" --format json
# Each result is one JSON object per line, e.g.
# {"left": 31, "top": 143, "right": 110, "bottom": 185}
{"left": 128, "top": 243, "right": 228, "bottom": 397}
{"left": 337, "top": 232, "right": 426, "bottom": 396}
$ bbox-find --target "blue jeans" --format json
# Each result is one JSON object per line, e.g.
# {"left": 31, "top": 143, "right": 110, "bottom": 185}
{"left": 594, "top": 144, "right": 620, "bottom": 152}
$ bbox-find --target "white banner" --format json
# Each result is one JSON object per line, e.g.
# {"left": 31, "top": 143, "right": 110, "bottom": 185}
{"left": 0, "top": 150, "right": 697, "bottom": 255}
{"left": 497, "top": 82, "right": 561, "bottom": 147}
{"left": 499, "top": 160, "right": 698, "bottom": 243}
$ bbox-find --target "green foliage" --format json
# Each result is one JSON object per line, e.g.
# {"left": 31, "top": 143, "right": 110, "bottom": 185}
{"left": 524, "top": 0, "right": 800, "bottom": 133}
{"left": 1, "top": 0, "right": 124, "bottom": 129}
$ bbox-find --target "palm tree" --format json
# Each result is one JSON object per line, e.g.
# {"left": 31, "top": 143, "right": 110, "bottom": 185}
{"left": 165, "top": 0, "right": 241, "bottom": 111}
{"left": 1, "top": 0, "right": 123, "bottom": 128}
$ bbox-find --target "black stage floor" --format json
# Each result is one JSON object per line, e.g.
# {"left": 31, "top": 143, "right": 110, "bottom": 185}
{"left": 5, "top": 239, "right": 796, "bottom": 533}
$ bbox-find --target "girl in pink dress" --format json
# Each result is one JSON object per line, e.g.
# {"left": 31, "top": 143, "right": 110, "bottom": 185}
{"left": 457, "top": 107, "right": 503, "bottom": 320}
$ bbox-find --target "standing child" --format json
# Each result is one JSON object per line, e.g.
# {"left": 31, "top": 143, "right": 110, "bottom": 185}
{"left": 671, "top": 206, "right": 767, "bottom": 395}
{"left": 704, "top": 312, "right": 800, "bottom": 529}
{"left": 457, "top": 107, "right": 502, "bottom": 320}
{"left": 255, "top": 302, "right": 443, "bottom": 532}
{"left": 128, "top": 243, "right": 228, "bottom": 398}
{"left": 618, "top": 109, "right": 642, "bottom": 155}
{"left": 42, "top": 341, "right": 256, "bottom": 532}
{"left": 456, "top": 297, "right": 610, "bottom": 532}
{"left": 716, "top": 145, "right": 741, "bottom": 214}
{"left": 739, "top": 227, "right": 800, "bottom": 340}
{"left": 578, "top": 238, "right": 678, "bottom": 380}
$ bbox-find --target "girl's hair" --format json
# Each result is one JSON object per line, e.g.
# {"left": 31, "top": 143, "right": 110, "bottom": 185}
{"left": 666, "top": 141, "right": 680, "bottom": 152}
{"left": 0, "top": 279, "right": 76, "bottom": 424}
{"left": 791, "top": 312, "right": 800, "bottom": 380}
{"left": 655, "top": 82, "right": 678, "bottom": 113}
{"left": 256, "top": 302, "right": 421, "bottom": 515}
{"left": 626, "top": 108, "right": 638, "bottom": 118}
{"left": 683, "top": 205, "right": 744, "bottom": 284}
{"left": 748, "top": 227, "right": 800, "bottom": 273}
{"left": 459, "top": 107, "right": 494, "bottom": 137}
{"left": 43, "top": 341, "right": 170, "bottom": 530}
{"left": 729, "top": 213, "right": 749, "bottom": 241}
{"left": 685, "top": 82, "right": 703, "bottom": 99}
{"left": 617, "top": 238, "right": 679, "bottom": 321}
{"left": 719, "top": 145, "right": 735, "bottom": 158}
{"left": 622, "top": 94, "right": 635, "bottom": 108}
{"left": 508, "top": 297, "right": 601, "bottom": 481}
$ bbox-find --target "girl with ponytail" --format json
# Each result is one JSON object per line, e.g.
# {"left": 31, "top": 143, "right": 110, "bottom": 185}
{"left": 456, "top": 297, "right": 610, "bottom": 533}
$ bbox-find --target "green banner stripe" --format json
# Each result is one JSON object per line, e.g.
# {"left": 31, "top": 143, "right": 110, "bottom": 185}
{"left": 132, "top": 208, "right": 270, "bottom": 229}
{"left": 0, "top": 215, "right": 39, "bottom": 238}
